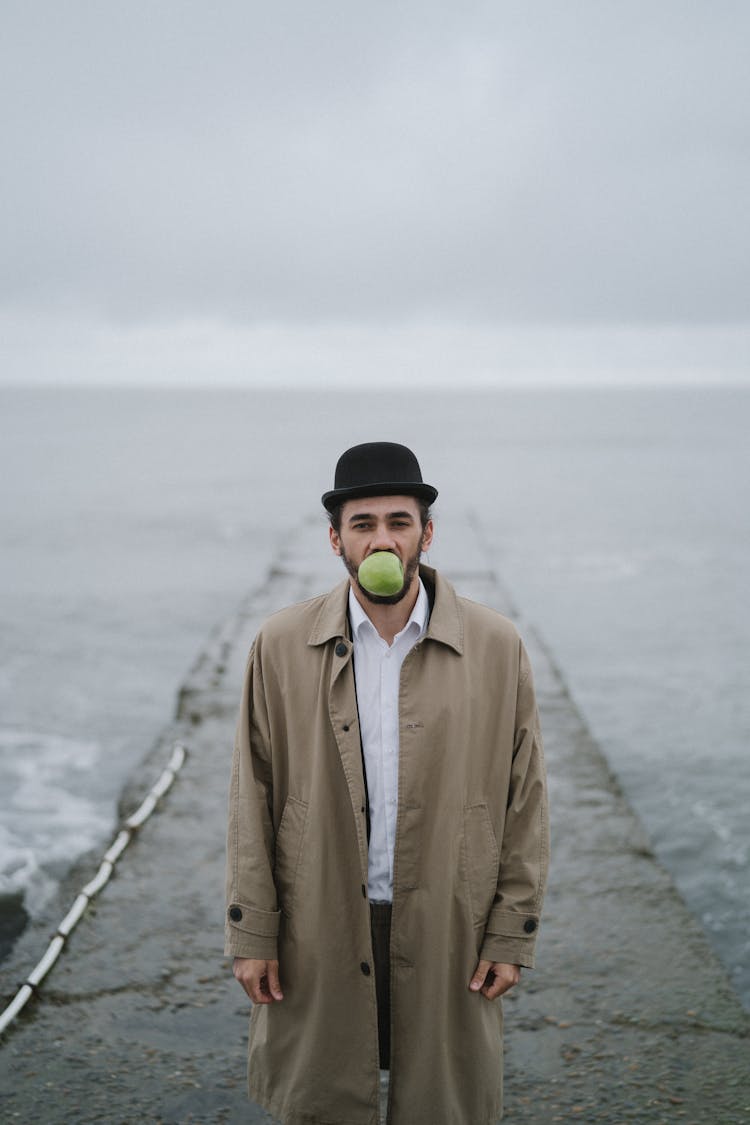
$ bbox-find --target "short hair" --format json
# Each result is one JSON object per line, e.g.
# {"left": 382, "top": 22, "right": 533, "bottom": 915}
{"left": 328, "top": 498, "right": 432, "bottom": 534}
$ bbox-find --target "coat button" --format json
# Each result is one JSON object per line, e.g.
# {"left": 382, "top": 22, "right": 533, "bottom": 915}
{"left": 361, "top": 884, "right": 367, "bottom": 898}
{"left": 343, "top": 724, "right": 350, "bottom": 731}
{"left": 523, "top": 919, "right": 537, "bottom": 934}
{"left": 229, "top": 906, "right": 243, "bottom": 922}
{"left": 335, "top": 642, "right": 347, "bottom": 657}
{"left": 360, "top": 961, "right": 371, "bottom": 976}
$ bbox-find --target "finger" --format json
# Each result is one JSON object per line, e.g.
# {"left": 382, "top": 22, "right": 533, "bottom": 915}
{"left": 236, "top": 973, "right": 253, "bottom": 1002}
{"left": 266, "top": 960, "right": 284, "bottom": 1001}
{"left": 250, "top": 974, "right": 274, "bottom": 1004}
{"left": 482, "top": 967, "right": 520, "bottom": 1001}
{"left": 469, "top": 959, "right": 492, "bottom": 992}
{"left": 481, "top": 974, "right": 504, "bottom": 1000}
{"left": 239, "top": 965, "right": 271, "bottom": 1005}
{"left": 232, "top": 964, "right": 255, "bottom": 1003}
{"left": 238, "top": 972, "right": 265, "bottom": 1004}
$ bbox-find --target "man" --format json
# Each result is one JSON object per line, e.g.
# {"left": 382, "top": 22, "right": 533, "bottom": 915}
{"left": 226, "top": 442, "right": 549, "bottom": 1125}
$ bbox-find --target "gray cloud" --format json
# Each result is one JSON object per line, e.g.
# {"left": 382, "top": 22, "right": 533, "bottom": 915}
{"left": 1, "top": 1, "right": 749, "bottom": 335}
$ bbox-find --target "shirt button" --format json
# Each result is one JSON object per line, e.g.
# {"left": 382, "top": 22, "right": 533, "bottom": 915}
{"left": 360, "top": 962, "right": 371, "bottom": 976}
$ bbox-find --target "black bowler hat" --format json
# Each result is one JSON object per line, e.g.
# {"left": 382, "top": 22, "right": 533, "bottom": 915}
{"left": 321, "top": 442, "right": 438, "bottom": 512}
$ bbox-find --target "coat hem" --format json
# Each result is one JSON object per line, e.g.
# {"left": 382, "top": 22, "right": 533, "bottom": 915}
{"left": 248, "top": 1081, "right": 379, "bottom": 1125}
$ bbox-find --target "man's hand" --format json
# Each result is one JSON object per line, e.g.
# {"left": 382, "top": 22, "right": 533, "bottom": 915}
{"left": 469, "top": 960, "right": 521, "bottom": 1000}
{"left": 233, "top": 957, "right": 284, "bottom": 1004}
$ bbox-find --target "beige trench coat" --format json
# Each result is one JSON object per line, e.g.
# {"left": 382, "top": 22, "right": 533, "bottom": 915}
{"left": 225, "top": 565, "right": 549, "bottom": 1125}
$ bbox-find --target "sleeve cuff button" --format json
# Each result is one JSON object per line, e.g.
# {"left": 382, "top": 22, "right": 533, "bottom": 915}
{"left": 523, "top": 919, "right": 537, "bottom": 934}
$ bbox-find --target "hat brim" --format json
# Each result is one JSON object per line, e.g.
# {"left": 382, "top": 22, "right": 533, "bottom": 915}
{"left": 321, "top": 481, "right": 438, "bottom": 513}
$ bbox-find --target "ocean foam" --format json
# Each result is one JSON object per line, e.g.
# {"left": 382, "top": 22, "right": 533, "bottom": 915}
{"left": 0, "top": 728, "right": 113, "bottom": 912}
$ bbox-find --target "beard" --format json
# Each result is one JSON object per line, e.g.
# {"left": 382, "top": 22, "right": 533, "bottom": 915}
{"left": 340, "top": 543, "right": 422, "bottom": 606}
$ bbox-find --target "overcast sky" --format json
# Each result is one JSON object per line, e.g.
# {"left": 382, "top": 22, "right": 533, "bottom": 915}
{"left": 2, "top": 1, "right": 748, "bottom": 385}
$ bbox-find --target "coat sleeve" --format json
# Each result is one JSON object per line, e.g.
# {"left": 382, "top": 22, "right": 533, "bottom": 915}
{"left": 224, "top": 634, "right": 282, "bottom": 961}
{"left": 480, "top": 639, "right": 549, "bottom": 969}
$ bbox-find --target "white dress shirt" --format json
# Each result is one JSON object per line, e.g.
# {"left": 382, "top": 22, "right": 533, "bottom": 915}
{"left": 348, "top": 578, "right": 429, "bottom": 903}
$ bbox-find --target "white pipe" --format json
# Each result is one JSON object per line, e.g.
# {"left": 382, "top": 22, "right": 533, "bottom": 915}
{"left": 150, "top": 769, "right": 176, "bottom": 800}
{"left": 125, "top": 793, "right": 158, "bottom": 828}
{"left": 27, "top": 936, "right": 66, "bottom": 986}
{"left": 57, "top": 894, "right": 90, "bottom": 937}
{"left": 0, "top": 986, "right": 34, "bottom": 1035}
{"left": 169, "top": 745, "right": 186, "bottom": 771}
{"left": 103, "top": 830, "right": 132, "bottom": 865}
{"left": 0, "top": 740, "right": 188, "bottom": 1037}
{"left": 81, "top": 860, "right": 114, "bottom": 899}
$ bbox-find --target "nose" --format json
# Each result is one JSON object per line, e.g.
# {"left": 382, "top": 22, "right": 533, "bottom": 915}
{"left": 371, "top": 523, "right": 398, "bottom": 552}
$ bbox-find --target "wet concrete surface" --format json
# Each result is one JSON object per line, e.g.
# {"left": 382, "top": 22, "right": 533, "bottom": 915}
{"left": 1, "top": 515, "right": 748, "bottom": 1123}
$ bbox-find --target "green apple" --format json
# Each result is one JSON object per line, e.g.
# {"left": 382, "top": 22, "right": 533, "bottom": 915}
{"left": 358, "top": 551, "right": 404, "bottom": 596}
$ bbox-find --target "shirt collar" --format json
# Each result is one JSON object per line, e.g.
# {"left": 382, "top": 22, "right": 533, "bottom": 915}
{"left": 348, "top": 576, "right": 429, "bottom": 643}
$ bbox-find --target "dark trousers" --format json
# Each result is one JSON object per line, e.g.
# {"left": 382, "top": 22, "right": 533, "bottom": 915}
{"left": 369, "top": 902, "right": 392, "bottom": 1069}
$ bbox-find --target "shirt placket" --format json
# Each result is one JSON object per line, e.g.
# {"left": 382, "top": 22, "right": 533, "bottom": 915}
{"left": 381, "top": 641, "right": 398, "bottom": 887}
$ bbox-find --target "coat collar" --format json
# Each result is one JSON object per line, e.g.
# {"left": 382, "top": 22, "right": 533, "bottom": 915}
{"left": 307, "top": 564, "right": 464, "bottom": 655}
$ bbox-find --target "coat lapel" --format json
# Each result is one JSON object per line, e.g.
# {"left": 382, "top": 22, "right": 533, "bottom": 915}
{"left": 308, "top": 580, "right": 370, "bottom": 885}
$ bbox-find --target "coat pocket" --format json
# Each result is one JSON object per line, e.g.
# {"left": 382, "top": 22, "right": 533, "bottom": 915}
{"left": 274, "top": 796, "right": 309, "bottom": 916}
{"left": 463, "top": 803, "right": 500, "bottom": 927}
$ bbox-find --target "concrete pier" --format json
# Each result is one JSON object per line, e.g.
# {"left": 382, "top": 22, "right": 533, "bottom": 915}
{"left": 1, "top": 515, "right": 748, "bottom": 1123}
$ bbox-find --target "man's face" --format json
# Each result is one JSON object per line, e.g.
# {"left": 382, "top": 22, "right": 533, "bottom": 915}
{"left": 329, "top": 495, "right": 433, "bottom": 606}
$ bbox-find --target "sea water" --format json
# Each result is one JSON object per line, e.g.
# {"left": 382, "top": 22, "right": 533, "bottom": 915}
{"left": 0, "top": 385, "right": 747, "bottom": 1005}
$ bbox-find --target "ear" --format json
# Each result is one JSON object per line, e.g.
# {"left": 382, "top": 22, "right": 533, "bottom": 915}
{"left": 421, "top": 519, "right": 434, "bottom": 554}
{"left": 329, "top": 525, "right": 342, "bottom": 556}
